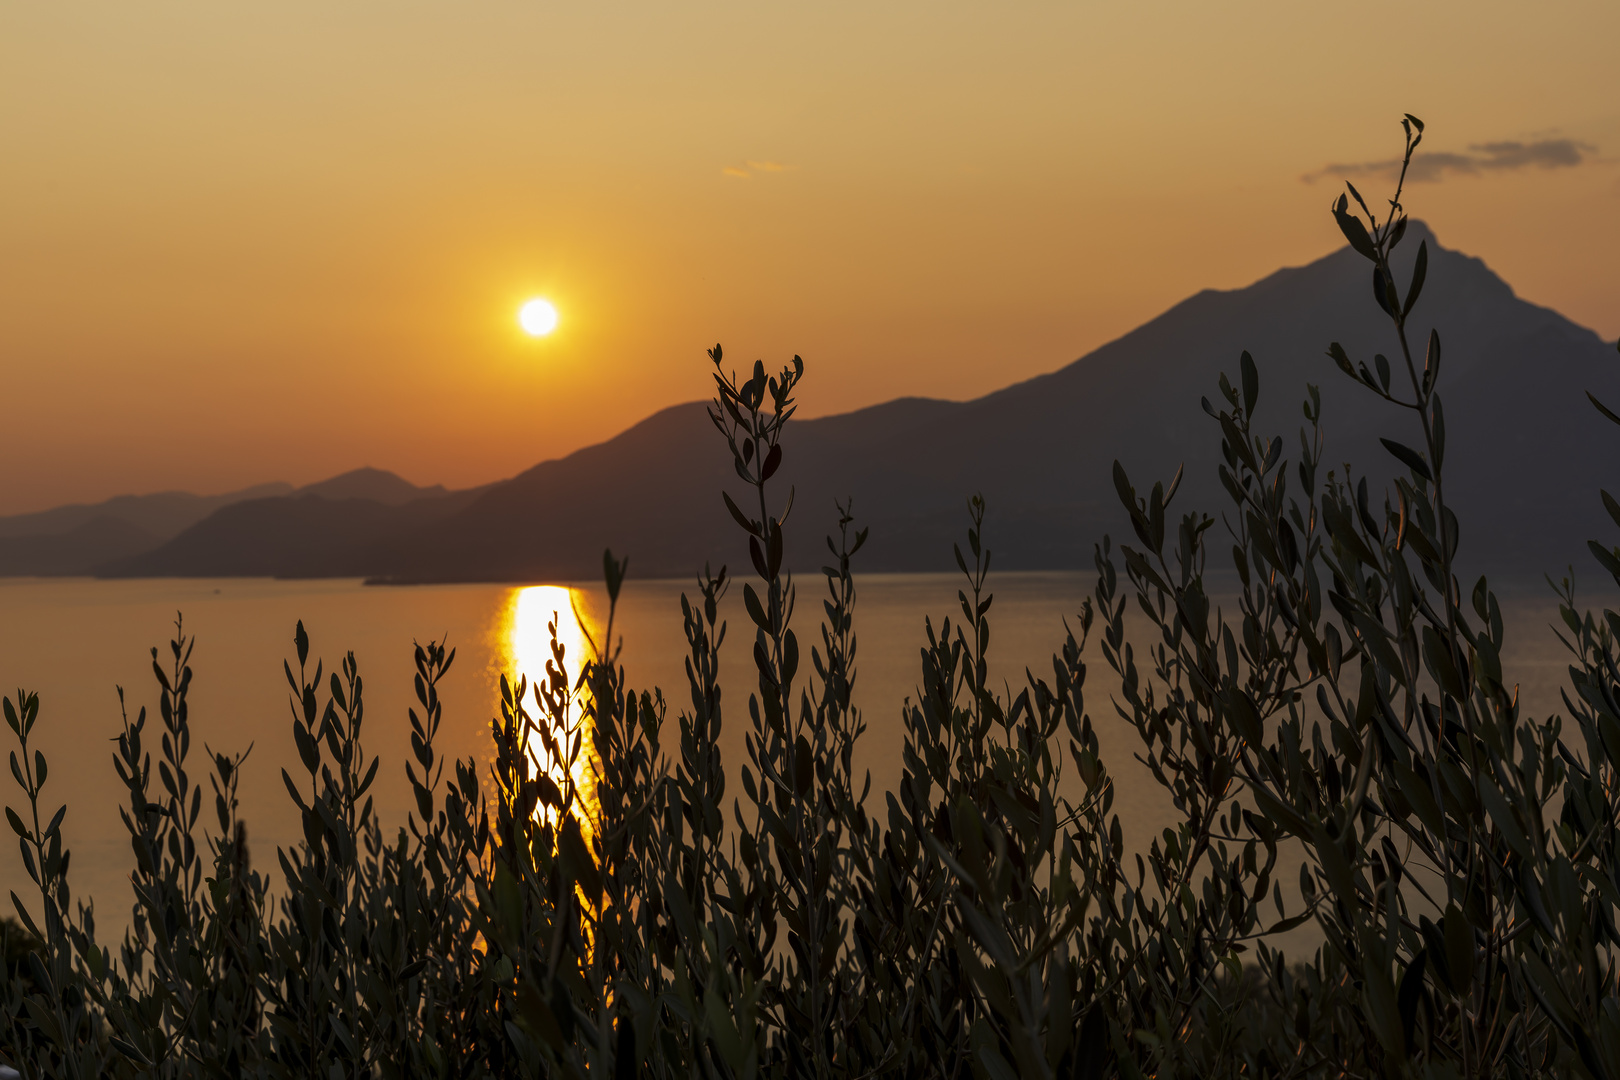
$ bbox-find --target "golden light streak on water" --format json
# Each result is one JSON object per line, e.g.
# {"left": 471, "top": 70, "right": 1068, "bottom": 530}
{"left": 496, "top": 585, "right": 600, "bottom": 831}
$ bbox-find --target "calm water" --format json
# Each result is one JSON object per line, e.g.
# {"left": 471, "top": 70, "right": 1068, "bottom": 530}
{"left": 0, "top": 573, "right": 1590, "bottom": 943}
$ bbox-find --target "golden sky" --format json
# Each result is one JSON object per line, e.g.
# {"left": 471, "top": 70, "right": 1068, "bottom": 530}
{"left": 2, "top": 1, "right": 1616, "bottom": 514}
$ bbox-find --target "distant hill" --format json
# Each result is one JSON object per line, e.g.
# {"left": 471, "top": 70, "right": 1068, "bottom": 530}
{"left": 0, "top": 482, "right": 292, "bottom": 576}
{"left": 0, "top": 517, "right": 162, "bottom": 577}
{"left": 11, "top": 223, "right": 1613, "bottom": 586}
{"left": 0, "top": 471, "right": 465, "bottom": 578}
{"left": 99, "top": 487, "right": 486, "bottom": 579}
{"left": 98, "top": 470, "right": 483, "bottom": 579}
{"left": 295, "top": 467, "right": 450, "bottom": 506}
{"left": 0, "top": 483, "right": 292, "bottom": 541}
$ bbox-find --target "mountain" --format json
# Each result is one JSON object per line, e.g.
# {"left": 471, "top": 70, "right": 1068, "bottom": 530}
{"left": 99, "top": 471, "right": 482, "bottom": 579}
{"left": 0, "top": 482, "right": 293, "bottom": 576}
{"left": 100, "top": 491, "right": 485, "bottom": 579}
{"left": 0, "top": 517, "right": 162, "bottom": 577}
{"left": 295, "top": 467, "right": 449, "bottom": 506}
{"left": 14, "top": 223, "right": 1611, "bottom": 586}
{"left": 0, "top": 471, "right": 461, "bottom": 578}
{"left": 365, "top": 221, "right": 1618, "bottom": 585}
{"left": 0, "top": 483, "right": 293, "bottom": 541}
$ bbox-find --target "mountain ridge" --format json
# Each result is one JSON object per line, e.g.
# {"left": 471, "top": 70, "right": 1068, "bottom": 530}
{"left": 0, "top": 469, "right": 472, "bottom": 578}
{"left": 0, "top": 482, "right": 295, "bottom": 540}
{"left": 354, "top": 220, "right": 1620, "bottom": 584}
{"left": 7, "top": 222, "right": 1615, "bottom": 584}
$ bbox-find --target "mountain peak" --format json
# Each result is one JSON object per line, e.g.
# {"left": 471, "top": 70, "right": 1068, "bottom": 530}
{"left": 296, "top": 468, "right": 447, "bottom": 506}
{"left": 1402, "top": 217, "right": 1437, "bottom": 243}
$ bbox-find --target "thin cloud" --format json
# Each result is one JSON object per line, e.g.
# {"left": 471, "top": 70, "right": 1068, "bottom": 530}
{"left": 1472, "top": 139, "right": 1589, "bottom": 168}
{"left": 1304, "top": 137, "right": 1596, "bottom": 184}
{"left": 721, "top": 160, "right": 797, "bottom": 179}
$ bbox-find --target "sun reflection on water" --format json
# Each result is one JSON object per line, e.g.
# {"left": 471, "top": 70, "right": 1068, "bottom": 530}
{"left": 496, "top": 585, "right": 599, "bottom": 827}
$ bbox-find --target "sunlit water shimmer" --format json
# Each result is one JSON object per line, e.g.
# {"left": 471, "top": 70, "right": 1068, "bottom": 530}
{"left": 0, "top": 573, "right": 1597, "bottom": 945}
{"left": 501, "top": 584, "right": 600, "bottom": 828}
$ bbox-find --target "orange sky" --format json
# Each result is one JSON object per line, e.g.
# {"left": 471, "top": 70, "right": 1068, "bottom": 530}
{"left": 2, "top": 1, "right": 1616, "bottom": 515}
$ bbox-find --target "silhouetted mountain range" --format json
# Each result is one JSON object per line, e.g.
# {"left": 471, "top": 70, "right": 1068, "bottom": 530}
{"left": 7, "top": 223, "right": 1615, "bottom": 585}
{"left": 0, "top": 483, "right": 293, "bottom": 540}
{"left": 0, "top": 471, "right": 465, "bottom": 577}
{"left": 296, "top": 467, "right": 451, "bottom": 506}
{"left": 364, "top": 221, "right": 1620, "bottom": 585}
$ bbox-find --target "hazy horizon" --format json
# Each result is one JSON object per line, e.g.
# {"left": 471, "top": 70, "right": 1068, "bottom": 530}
{"left": 4, "top": 0, "right": 1617, "bottom": 516}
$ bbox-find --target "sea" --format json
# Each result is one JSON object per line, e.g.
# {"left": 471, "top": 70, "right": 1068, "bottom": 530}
{"left": 0, "top": 572, "right": 1594, "bottom": 947}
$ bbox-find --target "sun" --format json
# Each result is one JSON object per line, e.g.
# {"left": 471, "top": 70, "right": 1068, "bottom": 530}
{"left": 519, "top": 298, "right": 558, "bottom": 337}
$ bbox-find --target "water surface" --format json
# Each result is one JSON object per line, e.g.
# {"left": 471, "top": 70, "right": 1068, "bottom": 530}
{"left": 0, "top": 573, "right": 1590, "bottom": 944}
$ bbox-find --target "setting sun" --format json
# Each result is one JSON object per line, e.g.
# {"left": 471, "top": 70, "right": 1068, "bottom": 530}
{"left": 519, "top": 298, "right": 559, "bottom": 337}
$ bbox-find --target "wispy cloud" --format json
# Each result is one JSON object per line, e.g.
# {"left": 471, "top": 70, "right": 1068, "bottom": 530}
{"left": 1304, "top": 137, "right": 1597, "bottom": 184}
{"left": 721, "top": 160, "right": 797, "bottom": 179}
